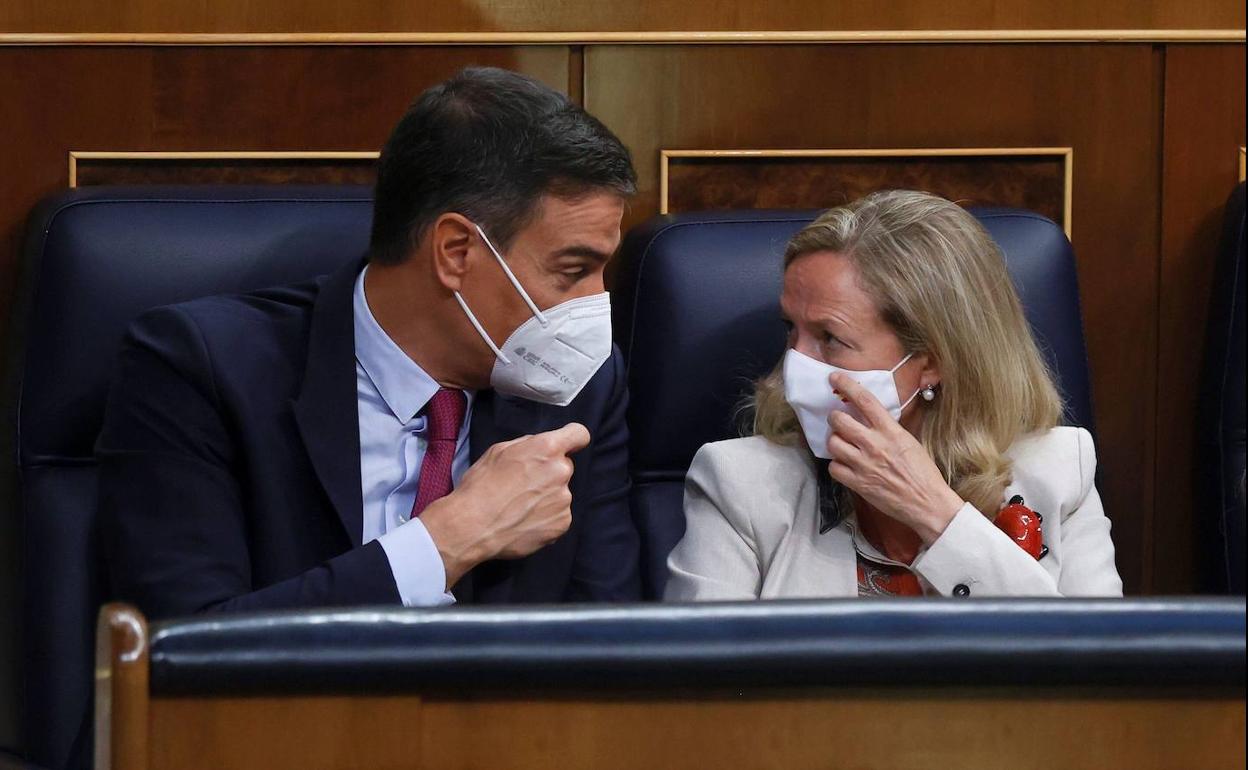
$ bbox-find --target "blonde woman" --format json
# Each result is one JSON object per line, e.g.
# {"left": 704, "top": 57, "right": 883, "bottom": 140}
{"left": 665, "top": 191, "right": 1123, "bottom": 599}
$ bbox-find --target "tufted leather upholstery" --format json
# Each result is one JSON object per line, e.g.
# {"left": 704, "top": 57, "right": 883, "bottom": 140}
{"left": 14, "top": 185, "right": 374, "bottom": 770}
{"left": 613, "top": 209, "right": 1097, "bottom": 598}
{"left": 144, "top": 599, "right": 1244, "bottom": 694}
{"left": 1200, "top": 183, "right": 1246, "bottom": 594}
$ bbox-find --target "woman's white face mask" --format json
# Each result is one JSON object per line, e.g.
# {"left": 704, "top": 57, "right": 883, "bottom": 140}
{"left": 782, "top": 348, "right": 920, "bottom": 459}
{"left": 453, "top": 225, "right": 612, "bottom": 407}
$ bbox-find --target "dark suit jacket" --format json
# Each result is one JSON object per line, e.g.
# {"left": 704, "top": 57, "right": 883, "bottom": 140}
{"left": 97, "top": 259, "right": 641, "bottom": 619}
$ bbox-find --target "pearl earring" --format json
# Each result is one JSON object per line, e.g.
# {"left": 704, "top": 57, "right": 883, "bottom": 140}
{"left": 920, "top": 384, "right": 937, "bottom": 402}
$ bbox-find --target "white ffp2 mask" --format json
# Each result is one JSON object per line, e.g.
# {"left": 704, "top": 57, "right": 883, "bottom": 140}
{"left": 454, "top": 225, "right": 612, "bottom": 407}
{"left": 782, "top": 348, "right": 918, "bottom": 459}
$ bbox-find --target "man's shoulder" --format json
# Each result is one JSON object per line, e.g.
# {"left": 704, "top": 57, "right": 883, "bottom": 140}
{"left": 129, "top": 279, "right": 322, "bottom": 356}
{"left": 121, "top": 277, "right": 332, "bottom": 400}
{"left": 147, "top": 279, "right": 320, "bottom": 336}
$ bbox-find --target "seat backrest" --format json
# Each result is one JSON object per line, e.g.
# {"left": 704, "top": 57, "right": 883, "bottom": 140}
{"left": 1199, "top": 182, "right": 1246, "bottom": 594}
{"left": 613, "top": 208, "right": 1096, "bottom": 599}
{"left": 12, "top": 185, "right": 373, "bottom": 770}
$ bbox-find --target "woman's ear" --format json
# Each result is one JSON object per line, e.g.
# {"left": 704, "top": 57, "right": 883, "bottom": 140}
{"left": 429, "top": 213, "right": 476, "bottom": 292}
{"left": 917, "top": 352, "right": 942, "bottom": 390}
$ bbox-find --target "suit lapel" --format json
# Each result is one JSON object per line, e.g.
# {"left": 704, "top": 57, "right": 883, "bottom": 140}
{"left": 469, "top": 389, "right": 553, "bottom": 461}
{"left": 466, "top": 389, "right": 560, "bottom": 602}
{"left": 293, "top": 258, "right": 366, "bottom": 547}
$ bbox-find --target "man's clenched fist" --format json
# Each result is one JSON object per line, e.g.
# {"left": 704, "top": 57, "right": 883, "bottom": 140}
{"left": 420, "top": 422, "right": 591, "bottom": 588}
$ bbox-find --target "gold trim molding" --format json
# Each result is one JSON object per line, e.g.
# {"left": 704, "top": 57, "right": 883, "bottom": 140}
{"left": 3, "top": 29, "right": 1245, "bottom": 46}
{"left": 67, "top": 150, "right": 379, "bottom": 187}
{"left": 660, "top": 147, "right": 1074, "bottom": 239}
{"left": 1239, "top": 147, "right": 1246, "bottom": 183}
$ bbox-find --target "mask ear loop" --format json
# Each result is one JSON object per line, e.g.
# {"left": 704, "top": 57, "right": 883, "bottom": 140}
{"left": 474, "top": 225, "right": 549, "bottom": 327}
{"left": 888, "top": 352, "right": 915, "bottom": 374}
{"left": 892, "top": 352, "right": 920, "bottom": 413}
{"left": 893, "top": 349, "right": 948, "bottom": 486}
{"left": 453, "top": 292, "right": 511, "bottom": 365}
{"left": 897, "top": 386, "right": 922, "bottom": 413}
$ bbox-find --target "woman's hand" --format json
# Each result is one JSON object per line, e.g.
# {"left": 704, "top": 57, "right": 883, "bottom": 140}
{"left": 826, "top": 372, "right": 964, "bottom": 545}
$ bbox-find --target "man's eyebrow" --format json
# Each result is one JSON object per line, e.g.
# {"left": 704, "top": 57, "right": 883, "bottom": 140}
{"left": 552, "top": 245, "right": 613, "bottom": 262}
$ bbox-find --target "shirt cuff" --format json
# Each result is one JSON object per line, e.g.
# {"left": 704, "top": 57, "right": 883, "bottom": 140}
{"left": 910, "top": 502, "right": 996, "bottom": 596}
{"left": 376, "top": 517, "right": 456, "bottom": 607}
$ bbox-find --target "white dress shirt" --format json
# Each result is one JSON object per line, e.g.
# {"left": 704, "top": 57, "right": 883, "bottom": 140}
{"left": 354, "top": 266, "right": 473, "bottom": 607}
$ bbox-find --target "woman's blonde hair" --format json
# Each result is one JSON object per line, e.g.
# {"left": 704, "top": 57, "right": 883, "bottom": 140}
{"left": 752, "top": 189, "right": 1064, "bottom": 517}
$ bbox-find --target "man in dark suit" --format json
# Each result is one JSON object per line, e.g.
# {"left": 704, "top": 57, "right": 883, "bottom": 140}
{"left": 97, "top": 67, "right": 642, "bottom": 618}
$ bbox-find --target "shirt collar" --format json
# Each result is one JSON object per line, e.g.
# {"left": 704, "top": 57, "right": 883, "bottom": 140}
{"left": 354, "top": 265, "right": 456, "bottom": 423}
{"left": 844, "top": 515, "right": 909, "bottom": 568}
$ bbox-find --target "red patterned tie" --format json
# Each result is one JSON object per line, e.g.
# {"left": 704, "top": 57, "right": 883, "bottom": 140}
{"left": 410, "top": 388, "right": 467, "bottom": 518}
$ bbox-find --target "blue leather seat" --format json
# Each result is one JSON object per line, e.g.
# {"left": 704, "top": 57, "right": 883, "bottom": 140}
{"left": 613, "top": 209, "right": 1097, "bottom": 599}
{"left": 13, "top": 185, "right": 374, "bottom": 770}
{"left": 1200, "top": 183, "right": 1246, "bottom": 594}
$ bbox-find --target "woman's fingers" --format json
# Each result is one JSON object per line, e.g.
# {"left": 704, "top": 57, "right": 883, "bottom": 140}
{"left": 826, "top": 432, "right": 860, "bottom": 466}
{"left": 828, "top": 409, "right": 871, "bottom": 446}
{"left": 827, "top": 458, "right": 856, "bottom": 486}
{"left": 829, "top": 372, "right": 892, "bottom": 429}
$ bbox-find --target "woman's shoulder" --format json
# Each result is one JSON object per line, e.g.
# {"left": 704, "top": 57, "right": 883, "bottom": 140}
{"left": 1006, "top": 425, "right": 1097, "bottom": 502}
{"left": 684, "top": 436, "right": 817, "bottom": 540}
{"left": 688, "top": 435, "right": 813, "bottom": 488}
{"left": 693, "top": 433, "right": 809, "bottom": 464}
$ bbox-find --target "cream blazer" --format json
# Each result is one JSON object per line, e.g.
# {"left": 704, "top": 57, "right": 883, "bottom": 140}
{"left": 665, "top": 427, "right": 1123, "bottom": 599}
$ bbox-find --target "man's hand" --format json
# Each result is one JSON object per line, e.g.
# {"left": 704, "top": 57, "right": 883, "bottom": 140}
{"left": 420, "top": 422, "right": 591, "bottom": 588}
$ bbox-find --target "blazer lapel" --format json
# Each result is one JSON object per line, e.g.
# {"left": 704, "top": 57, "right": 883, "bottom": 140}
{"left": 466, "top": 389, "right": 559, "bottom": 602}
{"left": 292, "top": 258, "right": 366, "bottom": 547}
{"left": 469, "top": 389, "right": 553, "bottom": 462}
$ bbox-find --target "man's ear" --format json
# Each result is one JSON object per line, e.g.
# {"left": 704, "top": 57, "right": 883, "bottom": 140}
{"left": 429, "top": 213, "right": 477, "bottom": 292}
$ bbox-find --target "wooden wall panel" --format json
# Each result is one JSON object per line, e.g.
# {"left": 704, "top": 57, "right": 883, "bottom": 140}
{"left": 664, "top": 152, "right": 1068, "bottom": 228}
{"left": 1156, "top": 44, "right": 1247, "bottom": 593}
{"left": 588, "top": 44, "right": 1162, "bottom": 594}
{"left": 72, "top": 155, "right": 379, "bottom": 187}
{"left": 145, "top": 693, "right": 1247, "bottom": 770}
{"left": 1, "top": 0, "right": 1244, "bottom": 34}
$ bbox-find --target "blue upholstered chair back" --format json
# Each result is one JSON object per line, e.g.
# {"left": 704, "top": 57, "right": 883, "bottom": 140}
{"left": 14, "top": 185, "right": 373, "bottom": 770}
{"left": 613, "top": 209, "right": 1096, "bottom": 599}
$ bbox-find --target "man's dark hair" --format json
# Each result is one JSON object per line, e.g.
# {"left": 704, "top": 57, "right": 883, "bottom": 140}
{"left": 369, "top": 67, "right": 637, "bottom": 265}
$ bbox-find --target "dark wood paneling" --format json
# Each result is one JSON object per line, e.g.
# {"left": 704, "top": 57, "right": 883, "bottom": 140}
{"left": 1155, "top": 44, "right": 1247, "bottom": 593}
{"left": 666, "top": 154, "right": 1067, "bottom": 226}
{"left": 146, "top": 693, "right": 1246, "bottom": 770}
{"left": 588, "top": 44, "right": 1162, "bottom": 594}
{"left": 74, "top": 157, "right": 378, "bottom": 186}
{"left": 1, "top": 0, "right": 1243, "bottom": 33}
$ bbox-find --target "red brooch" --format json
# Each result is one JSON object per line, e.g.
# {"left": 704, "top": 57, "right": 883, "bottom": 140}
{"left": 994, "top": 495, "right": 1049, "bottom": 560}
